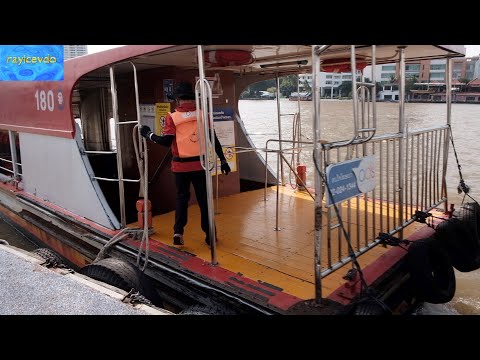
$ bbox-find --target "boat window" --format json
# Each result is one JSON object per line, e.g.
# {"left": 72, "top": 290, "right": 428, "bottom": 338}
{"left": 76, "top": 87, "right": 113, "bottom": 152}
{"left": 0, "top": 130, "right": 22, "bottom": 181}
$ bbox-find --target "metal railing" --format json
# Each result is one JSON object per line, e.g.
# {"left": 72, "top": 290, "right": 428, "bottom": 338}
{"left": 227, "top": 141, "right": 315, "bottom": 231}
{"left": 82, "top": 61, "right": 143, "bottom": 227}
{"left": 196, "top": 45, "right": 218, "bottom": 265}
{"left": 320, "top": 125, "right": 448, "bottom": 277}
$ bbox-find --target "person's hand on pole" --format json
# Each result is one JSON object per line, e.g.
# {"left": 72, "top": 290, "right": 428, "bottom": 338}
{"left": 220, "top": 160, "right": 231, "bottom": 175}
{"left": 140, "top": 125, "right": 153, "bottom": 139}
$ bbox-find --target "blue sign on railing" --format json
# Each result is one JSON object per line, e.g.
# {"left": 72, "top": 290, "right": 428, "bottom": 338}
{"left": 0, "top": 45, "right": 64, "bottom": 81}
{"left": 326, "top": 155, "right": 376, "bottom": 206}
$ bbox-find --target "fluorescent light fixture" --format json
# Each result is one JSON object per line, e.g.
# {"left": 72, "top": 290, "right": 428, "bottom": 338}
{"left": 260, "top": 59, "right": 308, "bottom": 68}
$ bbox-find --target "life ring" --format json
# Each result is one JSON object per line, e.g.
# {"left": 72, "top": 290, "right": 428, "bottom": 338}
{"left": 204, "top": 50, "right": 254, "bottom": 67}
{"left": 407, "top": 237, "right": 456, "bottom": 304}
{"left": 321, "top": 58, "right": 367, "bottom": 73}
{"left": 435, "top": 202, "right": 480, "bottom": 272}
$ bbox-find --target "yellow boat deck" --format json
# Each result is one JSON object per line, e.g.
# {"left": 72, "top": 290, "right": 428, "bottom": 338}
{"left": 134, "top": 186, "right": 424, "bottom": 300}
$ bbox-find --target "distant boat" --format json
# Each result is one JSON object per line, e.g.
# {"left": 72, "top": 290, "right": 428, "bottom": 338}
{"left": 289, "top": 91, "right": 312, "bottom": 101}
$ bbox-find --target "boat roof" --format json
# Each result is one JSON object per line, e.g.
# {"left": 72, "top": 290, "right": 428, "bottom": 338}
{"left": 70, "top": 45, "right": 466, "bottom": 80}
{"left": 0, "top": 45, "right": 466, "bottom": 138}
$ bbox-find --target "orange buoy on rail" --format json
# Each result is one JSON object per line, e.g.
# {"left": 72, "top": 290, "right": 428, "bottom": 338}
{"left": 136, "top": 199, "right": 152, "bottom": 228}
{"left": 296, "top": 164, "right": 307, "bottom": 190}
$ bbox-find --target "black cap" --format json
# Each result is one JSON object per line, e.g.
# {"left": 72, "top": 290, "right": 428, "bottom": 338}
{"left": 167, "top": 81, "right": 195, "bottom": 100}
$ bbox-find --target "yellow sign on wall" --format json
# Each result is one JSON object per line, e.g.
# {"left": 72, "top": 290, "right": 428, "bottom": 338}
{"left": 154, "top": 102, "right": 171, "bottom": 135}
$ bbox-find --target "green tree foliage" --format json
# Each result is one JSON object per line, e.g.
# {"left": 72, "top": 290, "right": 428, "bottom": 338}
{"left": 279, "top": 74, "right": 299, "bottom": 96}
{"left": 405, "top": 76, "right": 418, "bottom": 94}
{"left": 240, "top": 78, "right": 277, "bottom": 98}
{"left": 337, "top": 81, "right": 352, "bottom": 97}
{"left": 302, "top": 80, "right": 312, "bottom": 92}
{"left": 240, "top": 75, "right": 300, "bottom": 98}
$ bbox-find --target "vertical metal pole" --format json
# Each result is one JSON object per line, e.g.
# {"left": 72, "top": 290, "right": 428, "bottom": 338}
{"left": 274, "top": 151, "right": 280, "bottom": 231}
{"left": 351, "top": 46, "right": 358, "bottom": 138}
{"left": 297, "top": 72, "right": 302, "bottom": 164}
{"left": 421, "top": 133, "right": 426, "bottom": 210}
{"left": 371, "top": 45, "right": 377, "bottom": 131}
{"left": 215, "top": 161, "right": 219, "bottom": 214}
{"left": 442, "top": 57, "right": 452, "bottom": 212}
{"left": 425, "top": 134, "right": 430, "bottom": 207}
{"left": 197, "top": 45, "right": 218, "bottom": 265}
{"left": 131, "top": 63, "right": 141, "bottom": 127}
{"left": 130, "top": 62, "right": 145, "bottom": 199}
{"left": 416, "top": 135, "right": 420, "bottom": 210}
{"left": 264, "top": 141, "right": 269, "bottom": 201}
{"left": 429, "top": 133, "right": 434, "bottom": 206}
{"left": 276, "top": 74, "right": 284, "bottom": 185}
{"left": 337, "top": 148, "right": 341, "bottom": 258}
{"left": 109, "top": 66, "right": 126, "bottom": 227}
{"left": 8, "top": 131, "right": 19, "bottom": 182}
{"left": 398, "top": 47, "right": 406, "bottom": 238}
{"left": 436, "top": 130, "right": 442, "bottom": 203}
{"left": 386, "top": 140, "right": 390, "bottom": 229}
{"left": 405, "top": 125, "right": 410, "bottom": 222}
{"left": 379, "top": 142, "right": 384, "bottom": 233}
{"left": 410, "top": 133, "right": 414, "bottom": 218}
{"left": 312, "top": 45, "right": 325, "bottom": 303}
{"left": 432, "top": 130, "right": 437, "bottom": 204}
{"left": 371, "top": 142, "right": 376, "bottom": 241}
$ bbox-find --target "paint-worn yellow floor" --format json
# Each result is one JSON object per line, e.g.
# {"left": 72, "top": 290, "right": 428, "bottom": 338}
{"left": 133, "top": 186, "right": 424, "bottom": 300}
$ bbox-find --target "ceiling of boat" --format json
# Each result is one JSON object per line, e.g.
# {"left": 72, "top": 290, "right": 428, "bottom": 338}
{"left": 76, "top": 45, "right": 465, "bottom": 89}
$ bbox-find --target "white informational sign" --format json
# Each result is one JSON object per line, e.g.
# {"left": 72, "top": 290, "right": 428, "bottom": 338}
{"left": 214, "top": 121, "right": 235, "bottom": 145}
{"left": 139, "top": 104, "right": 155, "bottom": 130}
{"left": 212, "top": 106, "right": 236, "bottom": 173}
{"left": 326, "top": 155, "right": 376, "bottom": 205}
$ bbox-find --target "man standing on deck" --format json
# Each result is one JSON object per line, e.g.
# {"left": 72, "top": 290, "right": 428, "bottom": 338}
{"left": 139, "top": 81, "right": 231, "bottom": 247}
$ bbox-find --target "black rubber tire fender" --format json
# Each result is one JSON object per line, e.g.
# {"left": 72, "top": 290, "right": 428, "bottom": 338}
{"left": 350, "top": 298, "right": 391, "bottom": 315}
{"left": 32, "top": 248, "right": 65, "bottom": 266}
{"left": 179, "top": 304, "right": 236, "bottom": 315}
{"left": 407, "top": 237, "right": 456, "bottom": 304}
{"left": 80, "top": 258, "right": 146, "bottom": 294}
{"left": 436, "top": 202, "right": 480, "bottom": 272}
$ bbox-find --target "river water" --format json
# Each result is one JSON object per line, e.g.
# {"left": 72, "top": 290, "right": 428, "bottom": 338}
{"left": 2, "top": 99, "right": 478, "bottom": 314}
{"left": 239, "top": 99, "right": 480, "bottom": 315}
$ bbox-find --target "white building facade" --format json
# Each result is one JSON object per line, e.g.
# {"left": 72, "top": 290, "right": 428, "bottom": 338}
{"left": 298, "top": 70, "right": 359, "bottom": 97}
{"left": 64, "top": 45, "right": 88, "bottom": 60}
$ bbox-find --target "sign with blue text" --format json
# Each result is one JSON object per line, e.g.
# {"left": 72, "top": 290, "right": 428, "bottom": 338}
{"left": 0, "top": 45, "right": 64, "bottom": 81}
{"left": 213, "top": 106, "right": 233, "bottom": 121}
{"left": 326, "top": 155, "right": 376, "bottom": 206}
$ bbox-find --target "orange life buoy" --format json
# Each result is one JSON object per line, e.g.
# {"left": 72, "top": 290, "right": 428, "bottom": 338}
{"left": 204, "top": 50, "right": 254, "bottom": 67}
{"left": 321, "top": 58, "right": 367, "bottom": 73}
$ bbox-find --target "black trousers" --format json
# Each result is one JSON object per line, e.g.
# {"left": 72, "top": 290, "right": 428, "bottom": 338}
{"left": 174, "top": 170, "right": 211, "bottom": 237}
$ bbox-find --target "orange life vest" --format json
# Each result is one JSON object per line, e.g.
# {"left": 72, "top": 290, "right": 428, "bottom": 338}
{"left": 170, "top": 111, "right": 201, "bottom": 158}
